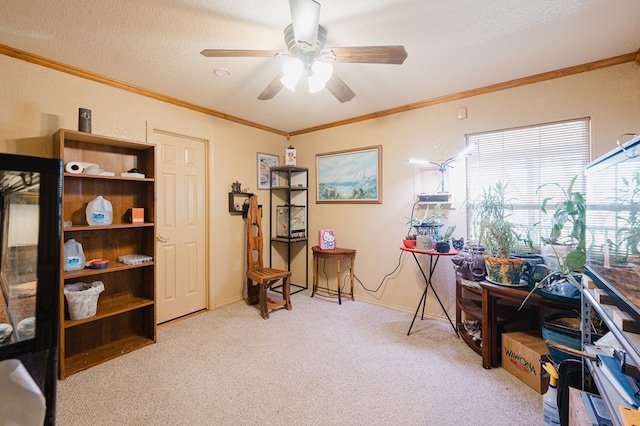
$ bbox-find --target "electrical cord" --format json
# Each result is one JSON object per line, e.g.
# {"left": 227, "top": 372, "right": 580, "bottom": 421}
{"left": 318, "top": 198, "right": 433, "bottom": 294}
{"left": 317, "top": 250, "right": 406, "bottom": 294}
{"left": 355, "top": 250, "right": 405, "bottom": 293}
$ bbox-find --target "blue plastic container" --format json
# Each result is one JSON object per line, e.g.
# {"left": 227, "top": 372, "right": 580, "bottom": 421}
{"left": 541, "top": 310, "right": 581, "bottom": 363}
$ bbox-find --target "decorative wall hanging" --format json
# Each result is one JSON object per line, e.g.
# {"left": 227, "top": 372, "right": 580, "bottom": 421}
{"left": 316, "top": 145, "right": 382, "bottom": 203}
{"left": 257, "top": 152, "right": 279, "bottom": 190}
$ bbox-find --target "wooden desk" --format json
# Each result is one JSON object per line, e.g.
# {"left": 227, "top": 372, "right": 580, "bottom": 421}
{"left": 311, "top": 246, "right": 356, "bottom": 304}
{"left": 458, "top": 277, "right": 578, "bottom": 368}
{"left": 401, "top": 247, "right": 459, "bottom": 336}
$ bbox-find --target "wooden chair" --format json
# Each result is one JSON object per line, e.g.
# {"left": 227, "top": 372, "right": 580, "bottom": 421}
{"left": 246, "top": 195, "right": 292, "bottom": 319}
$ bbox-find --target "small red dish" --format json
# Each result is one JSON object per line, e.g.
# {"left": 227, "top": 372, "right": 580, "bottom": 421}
{"left": 403, "top": 239, "right": 416, "bottom": 248}
{"left": 88, "top": 259, "right": 109, "bottom": 269}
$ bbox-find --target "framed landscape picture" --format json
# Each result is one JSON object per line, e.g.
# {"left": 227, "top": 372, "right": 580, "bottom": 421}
{"left": 316, "top": 145, "right": 382, "bottom": 203}
{"left": 256, "top": 152, "right": 279, "bottom": 190}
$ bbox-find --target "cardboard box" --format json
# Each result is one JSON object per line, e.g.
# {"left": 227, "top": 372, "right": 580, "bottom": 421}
{"left": 502, "top": 331, "right": 550, "bottom": 394}
{"left": 130, "top": 208, "right": 145, "bottom": 223}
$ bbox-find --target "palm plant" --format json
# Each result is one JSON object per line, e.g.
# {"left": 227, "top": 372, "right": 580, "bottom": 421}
{"left": 483, "top": 218, "right": 520, "bottom": 259}
{"left": 467, "top": 182, "right": 529, "bottom": 285}
{"left": 467, "top": 181, "right": 519, "bottom": 258}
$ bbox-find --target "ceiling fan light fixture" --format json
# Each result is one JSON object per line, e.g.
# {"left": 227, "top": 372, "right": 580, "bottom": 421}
{"left": 281, "top": 58, "right": 304, "bottom": 91}
{"left": 307, "top": 74, "right": 325, "bottom": 93}
{"left": 307, "top": 60, "right": 333, "bottom": 93}
{"left": 202, "top": 1, "right": 406, "bottom": 102}
{"left": 281, "top": 74, "right": 300, "bottom": 92}
{"left": 311, "top": 60, "right": 333, "bottom": 81}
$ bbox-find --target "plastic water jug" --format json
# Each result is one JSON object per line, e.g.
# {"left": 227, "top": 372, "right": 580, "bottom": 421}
{"left": 64, "top": 238, "right": 85, "bottom": 271}
{"left": 86, "top": 195, "right": 113, "bottom": 225}
{"left": 0, "top": 359, "right": 46, "bottom": 425}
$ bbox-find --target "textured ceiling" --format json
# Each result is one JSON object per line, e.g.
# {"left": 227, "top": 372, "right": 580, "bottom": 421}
{"left": 1, "top": 0, "right": 639, "bottom": 134}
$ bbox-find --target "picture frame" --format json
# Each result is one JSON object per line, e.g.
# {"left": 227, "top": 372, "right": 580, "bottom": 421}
{"left": 316, "top": 145, "right": 382, "bottom": 203}
{"left": 256, "top": 152, "right": 279, "bottom": 190}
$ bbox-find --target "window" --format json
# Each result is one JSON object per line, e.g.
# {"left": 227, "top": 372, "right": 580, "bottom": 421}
{"left": 465, "top": 118, "right": 591, "bottom": 249}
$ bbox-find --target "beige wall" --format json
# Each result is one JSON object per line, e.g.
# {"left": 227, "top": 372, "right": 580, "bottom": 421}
{"left": 1, "top": 52, "right": 639, "bottom": 322}
{"left": 290, "top": 62, "right": 640, "bottom": 321}
{"left": 0, "top": 54, "right": 285, "bottom": 309}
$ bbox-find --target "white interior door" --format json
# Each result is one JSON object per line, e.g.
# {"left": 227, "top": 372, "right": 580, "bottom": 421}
{"left": 153, "top": 129, "right": 207, "bottom": 323}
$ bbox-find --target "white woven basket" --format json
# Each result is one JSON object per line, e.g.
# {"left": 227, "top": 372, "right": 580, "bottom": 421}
{"left": 64, "top": 281, "right": 104, "bottom": 320}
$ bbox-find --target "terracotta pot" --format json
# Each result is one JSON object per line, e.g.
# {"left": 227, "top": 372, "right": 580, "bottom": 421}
{"left": 484, "top": 256, "right": 532, "bottom": 286}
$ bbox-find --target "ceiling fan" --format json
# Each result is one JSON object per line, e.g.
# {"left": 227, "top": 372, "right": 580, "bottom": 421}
{"left": 200, "top": 0, "right": 408, "bottom": 103}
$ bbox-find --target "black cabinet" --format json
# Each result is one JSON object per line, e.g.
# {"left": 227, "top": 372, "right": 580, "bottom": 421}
{"left": 0, "top": 154, "right": 62, "bottom": 425}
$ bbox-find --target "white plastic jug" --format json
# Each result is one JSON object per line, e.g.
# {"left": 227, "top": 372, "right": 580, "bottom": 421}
{"left": 86, "top": 195, "right": 113, "bottom": 225}
{"left": 64, "top": 238, "right": 85, "bottom": 271}
{"left": 0, "top": 359, "right": 46, "bottom": 426}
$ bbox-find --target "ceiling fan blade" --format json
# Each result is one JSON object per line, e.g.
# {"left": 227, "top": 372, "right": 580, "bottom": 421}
{"left": 257, "top": 72, "right": 285, "bottom": 101}
{"left": 289, "top": 0, "right": 320, "bottom": 47}
{"left": 200, "top": 49, "right": 283, "bottom": 58}
{"left": 322, "top": 46, "right": 408, "bottom": 64}
{"left": 325, "top": 73, "right": 355, "bottom": 103}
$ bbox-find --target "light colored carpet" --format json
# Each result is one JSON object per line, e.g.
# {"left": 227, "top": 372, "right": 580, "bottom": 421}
{"left": 56, "top": 291, "right": 542, "bottom": 425}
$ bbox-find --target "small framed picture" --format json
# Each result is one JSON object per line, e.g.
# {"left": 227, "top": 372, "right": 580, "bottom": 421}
{"left": 257, "top": 152, "right": 279, "bottom": 189}
{"left": 285, "top": 146, "right": 297, "bottom": 166}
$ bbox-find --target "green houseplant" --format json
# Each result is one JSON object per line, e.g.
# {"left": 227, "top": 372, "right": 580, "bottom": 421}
{"left": 538, "top": 176, "right": 587, "bottom": 275}
{"left": 405, "top": 203, "right": 446, "bottom": 241}
{"left": 538, "top": 175, "right": 586, "bottom": 272}
{"left": 435, "top": 225, "right": 456, "bottom": 253}
{"left": 520, "top": 175, "right": 587, "bottom": 308}
{"left": 467, "top": 182, "right": 530, "bottom": 285}
{"left": 610, "top": 171, "right": 640, "bottom": 263}
{"left": 520, "top": 177, "right": 606, "bottom": 362}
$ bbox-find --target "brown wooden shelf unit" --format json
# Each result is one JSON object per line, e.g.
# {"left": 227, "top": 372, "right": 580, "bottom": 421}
{"left": 54, "top": 128, "right": 156, "bottom": 379}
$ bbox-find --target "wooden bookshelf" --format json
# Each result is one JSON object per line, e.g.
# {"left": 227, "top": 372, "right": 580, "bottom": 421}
{"left": 53, "top": 129, "right": 156, "bottom": 379}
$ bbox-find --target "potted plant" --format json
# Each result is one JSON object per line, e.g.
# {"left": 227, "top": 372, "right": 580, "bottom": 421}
{"left": 467, "top": 182, "right": 530, "bottom": 285}
{"left": 405, "top": 203, "right": 447, "bottom": 248}
{"left": 519, "top": 176, "right": 587, "bottom": 307}
{"left": 538, "top": 175, "right": 586, "bottom": 270}
{"left": 435, "top": 225, "right": 456, "bottom": 253}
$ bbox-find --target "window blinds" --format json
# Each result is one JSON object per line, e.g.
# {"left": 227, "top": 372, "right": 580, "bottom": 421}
{"left": 465, "top": 118, "right": 591, "bottom": 247}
